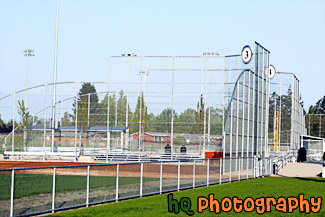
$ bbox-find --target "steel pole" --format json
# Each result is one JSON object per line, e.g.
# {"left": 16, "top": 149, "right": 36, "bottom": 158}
{"left": 74, "top": 94, "right": 79, "bottom": 162}
{"left": 86, "top": 166, "right": 90, "bottom": 207}
{"left": 25, "top": 55, "right": 29, "bottom": 105}
{"left": 107, "top": 57, "right": 111, "bottom": 160}
{"left": 193, "top": 160, "right": 195, "bottom": 188}
{"left": 87, "top": 93, "right": 90, "bottom": 128}
{"left": 43, "top": 85, "right": 47, "bottom": 161}
{"left": 140, "top": 163, "right": 143, "bottom": 197}
{"left": 52, "top": 167, "right": 56, "bottom": 213}
{"left": 10, "top": 170, "right": 14, "bottom": 217}
{"left": 126, "top": 57, "right": 130, "bottom": 151}
{"left": 279, "top": 73, "right": 282, "bottom": 151}
{"left": 115, "top": 91, "right": 118, "bottom": 127}
{"left": 171, "top": 57, "right": 175, "bottom": 155}
{"left": 116, "top": 164, "right": 119, "bottom": 201}
{"left": 138, "top": 57, "right": 143, "bottom": 154}
{"left": 160, "top": 161, "right": 163, "bottom": 194}
{"left": 177, "top": 160, "right": 180, "bottom": 191}
{"left": 222, "top": 57, "right": 226, "bottom": 161}
{"left": 203, "top": 57, "right": 207, "bottom": 155}
{"left": 241, "top": 71, "right": 246, "bottom": 160}
{"left": 207, "top": 159, "right": 209, "bottom": 186}
{"left": 11, "top": 94, "right": 15, "bottom": 160}
{"left": 51, "top": 0, "right": 59, "bottom": 152}
{"left": 207, "top": 70, "right": 211, "bottom": 151}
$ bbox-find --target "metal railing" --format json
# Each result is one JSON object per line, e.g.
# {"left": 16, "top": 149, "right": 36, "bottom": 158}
{"left": 0, "top": 156, "right": 273, "bottom": 217}
{"left": 272, "top": 152, "right": 295, "bottom": 174}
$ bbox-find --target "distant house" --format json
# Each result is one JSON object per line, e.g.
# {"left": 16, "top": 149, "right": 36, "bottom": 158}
{"left": 28, "top": 125, "right": 128, "bottom": 146}
{"left": 130, "top": 132, "right": 172, "bottom": 143}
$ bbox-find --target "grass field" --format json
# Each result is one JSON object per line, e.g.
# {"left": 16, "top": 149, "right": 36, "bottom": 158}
{"left": 50, "top": 177, "right": 325, "bottom": 217}
{"left": 0, "top": 173, "right": 157, "bottom": 200}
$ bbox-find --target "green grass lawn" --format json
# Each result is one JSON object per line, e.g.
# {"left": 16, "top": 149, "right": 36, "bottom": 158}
{"left": 0, "top": 173, "right": 157, "bottom": 200}
{"left": 50, "top": 177, "right": 325, "bottom": 217}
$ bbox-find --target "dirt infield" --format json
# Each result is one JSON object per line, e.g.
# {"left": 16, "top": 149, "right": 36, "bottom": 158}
{"left": 0, "top": 160, "right": 101, "bottom": 169}
{"left": 0, "top": 160, "right": 221, "bottom": 179}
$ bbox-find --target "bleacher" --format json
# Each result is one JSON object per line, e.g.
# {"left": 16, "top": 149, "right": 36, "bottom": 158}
{"left": 94, "top": 152, "right": 202, "bottom": 162}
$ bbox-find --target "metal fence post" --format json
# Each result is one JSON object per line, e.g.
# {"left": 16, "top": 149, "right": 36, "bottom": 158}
{"left": 229, "top": 158, "right": 232, "bottom": 183}
{"left": 86, "top": 166, "right": 90, "bottom": 207}
{"left": 238, "top": 158, "right": 241, "bottom": 181}
{"left": 10, "top": 169, "right": 14, "bottom": 217}
{"left": 207, "top": 159, "right": 209, "bottom": 186}
{"left": 193, "top": 160, "right": 195, "bottom": 188}
{"left": 254, "top": 156, "right": 260, "bottom": 178}
{"left": 177, "top": 160, "right": 180, "bottom": 191}
{"left": 140, "top": 163, "right": 143, "bottom": 197}
{"left": 160, "top": 162, "right": 162, "bottom": 194}
{"left": 52, "top": 167, "right": 56, "bottom": 213}
{"left": 219, "top": 158, "right": 222, "bottom": 184}
{"left": 116, "top": 164, "right": 119, "bottom": 201}
{"left": 253, "top": 157, "right": 256, "bottom": 178}
{"left": 246, "top": 157, "right": 249, "bottom": 179}
{"left": 74, "top": 94, "right": 79, "bottom": 162}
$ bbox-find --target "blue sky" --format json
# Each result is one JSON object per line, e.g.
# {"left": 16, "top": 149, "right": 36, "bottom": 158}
{"left": 0, "top": 0, "right": 324, "bottom": 109}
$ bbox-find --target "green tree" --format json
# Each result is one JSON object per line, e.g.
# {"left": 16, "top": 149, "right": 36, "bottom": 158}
{"left": 17, "top": 100, "right": 31, "bottom": 151}
{"left": 73, "top": 83, "right": 99, "bottom": 126}
{"left": 100, "top": 90, "right": 133, "bottom": 128}
{"left": 306, "top": 95, "right": 325, "bottom": 137}
{"left": 268, "top": 87, "right": 293, "bottom": 143}
{"left": 195, "top": 94, "right": 205, "bottom": 135}
{"left": 154, "top": 108, "right": 175, "bottom": 133}
{"left": 116, "top": 90, "right": 132, "bottom": 126}
{"left": 208, "top": 107, "right": 223, "bottom": 135}
{"left": 100, "top": 93, "right": 117, "bottom": 127}
{"left": 131, "top": 93, "right": 148, "bottom": 134}
{"left": 174, "top": 108, "right": 196, "bottom": 134}
{"left": 308, "top": 95, "right": 325, "bottom": 114}
{"left": 78, "top": 98, "right": 89, "bottom": 133}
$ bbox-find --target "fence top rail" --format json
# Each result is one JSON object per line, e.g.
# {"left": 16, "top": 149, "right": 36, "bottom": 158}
{"left": 0, "top": 156, "right": 257, "bottom": 171}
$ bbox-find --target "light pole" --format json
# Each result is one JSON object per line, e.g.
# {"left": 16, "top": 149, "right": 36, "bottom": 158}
{"left": 51, "top": 0, "right": 59, "bottom": 152}
{"left": 23, "top": 49, "right": 34, "bottom": 105}
{"left": 138, "top": 69, "right": 149, "bottom": 152}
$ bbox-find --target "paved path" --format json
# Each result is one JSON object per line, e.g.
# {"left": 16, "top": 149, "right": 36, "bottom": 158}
{"left": 278, "top": 162, "right": 323, "bottom": 177}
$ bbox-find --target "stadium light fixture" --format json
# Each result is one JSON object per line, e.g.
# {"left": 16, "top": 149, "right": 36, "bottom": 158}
{"left": 122, "top": 53, "right": 138, "bottom": 57}
{"left": 203, "top": 52, "right": 219, "bottom": 56}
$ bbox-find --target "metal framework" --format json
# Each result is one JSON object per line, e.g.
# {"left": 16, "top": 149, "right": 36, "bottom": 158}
{"left": 1, "top": 42, "right": 306, "bottom": 162}
{"left": 268, "top": 72, "right": 307, "bottom": 153}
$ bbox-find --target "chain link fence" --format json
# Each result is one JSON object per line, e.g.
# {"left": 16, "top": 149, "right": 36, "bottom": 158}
{"left": 268, "top": 72, "right": 307, "bottom": 153}
{"left": 0, "top": 156, "right": 273, "bottom": 217}
{"left": 1, "top": 42, "right": 276, "bottom": 162}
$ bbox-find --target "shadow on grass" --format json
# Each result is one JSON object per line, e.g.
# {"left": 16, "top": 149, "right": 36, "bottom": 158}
{"left": 294, "top": 177, "right": 325, "bottom": 182}
{"left": 273, "top": 174, "right": 325, "bottom": 182}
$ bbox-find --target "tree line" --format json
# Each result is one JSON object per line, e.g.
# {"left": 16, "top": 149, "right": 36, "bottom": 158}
{"left": 62, "top": 83, "right": 224, "bottom": 136}
{"left": 306, "top": 95, "right": 325, "bottom": 137}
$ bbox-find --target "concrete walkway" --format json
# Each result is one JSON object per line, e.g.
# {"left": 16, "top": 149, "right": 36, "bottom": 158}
{"left": 277, "top": 162, "right": 323, "bottom": 177}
